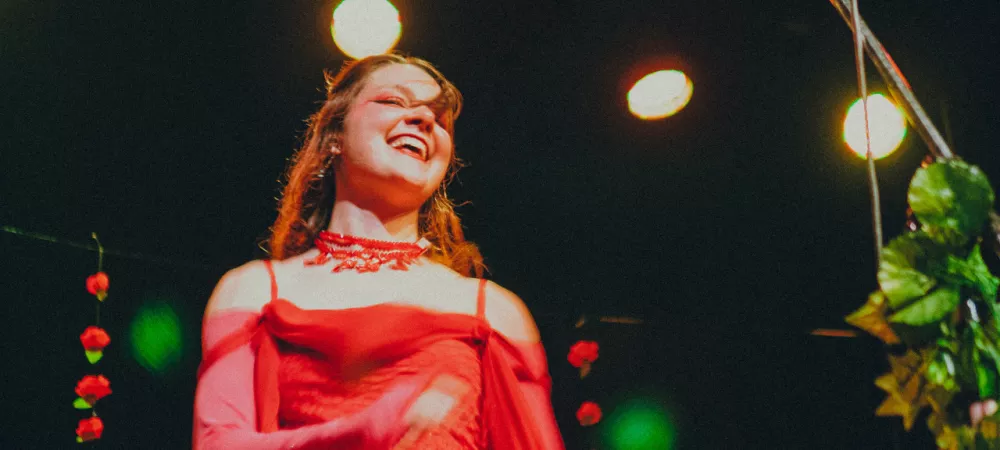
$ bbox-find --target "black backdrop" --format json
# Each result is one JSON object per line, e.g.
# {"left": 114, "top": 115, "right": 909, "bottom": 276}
{"left": 3, "top": 0, "right": 1000, "bottom": 448}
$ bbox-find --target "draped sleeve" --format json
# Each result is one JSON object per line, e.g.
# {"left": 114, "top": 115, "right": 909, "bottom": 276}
{"left": 194, "top": 311, "right": 419, "bottom": 450}
{"left": 480, "top": 332, "right": 565, "bottom": 450}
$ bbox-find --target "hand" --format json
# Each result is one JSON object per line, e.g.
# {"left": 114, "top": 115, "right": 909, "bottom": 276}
{"left": 393, "top": 374, "right": 470, "bottom": 449}
{"left": 970, "top": 399, "right": 998, "bottom": 427}
{"left": 348, "top": 381, "right": 423, "bottom": 449}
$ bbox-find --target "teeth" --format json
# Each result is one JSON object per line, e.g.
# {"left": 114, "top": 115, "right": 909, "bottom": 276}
{"left": 389, "top": 136, "right": 427, "bottom": 160}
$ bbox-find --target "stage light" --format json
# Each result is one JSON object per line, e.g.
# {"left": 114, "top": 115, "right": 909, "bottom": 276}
{"left": 129, "top": 299, "right": 183, "bottom": 376}
{"left": 843, "top": 93, "right": 906, "bottom": 159}
{"left": 331, "top": 0, "right": 401, "bottom": 60}
{"left": 605, "top": 398, "right": 677, "bottom": 450}
{"left": 628, "top": 70, "right": 693, "bottom": 120}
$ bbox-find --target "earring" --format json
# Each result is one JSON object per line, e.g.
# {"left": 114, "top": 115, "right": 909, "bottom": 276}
{"left": 317, "top": 154, "right": 336, "bottom": 178}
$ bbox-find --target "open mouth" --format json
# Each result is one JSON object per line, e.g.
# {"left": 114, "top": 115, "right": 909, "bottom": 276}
{"left": 388, "top": 134, "right": 428, "bottom": 161}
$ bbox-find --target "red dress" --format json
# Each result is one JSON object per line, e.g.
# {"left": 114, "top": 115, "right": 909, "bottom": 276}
{"left": 195, "top": 260, "right": 564, "bottom": 450}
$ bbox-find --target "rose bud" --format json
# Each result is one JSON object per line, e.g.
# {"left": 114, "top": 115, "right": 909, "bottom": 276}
{"left": 576, "top": 401, "right": 603, "bottom": 426}
{"left": 80, "top": 326, "right": 110, "bottom": 352}
{"left": 75, "top": 375, "right": 112, "bottom": 406}
{"left": 567, "top": 340, "right": 599, "bottom": 368}
{"left": 85, "top": 272, "right": 109, "bottom": 301}
{"left": 76, "top": 417, "right": 104, "bottom": 442}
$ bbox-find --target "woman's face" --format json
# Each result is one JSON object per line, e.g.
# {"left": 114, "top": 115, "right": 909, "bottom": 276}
{"left": 336, "top": 63, "right": 454, "bottom": 210}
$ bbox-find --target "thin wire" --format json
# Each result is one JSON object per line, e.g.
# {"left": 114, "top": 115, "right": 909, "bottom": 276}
{"left": 92, "top": 233, "right": 104, "bottom": 272}
{"left": 1, "top": 225, "right": 221, "bottom": 271}
{"left": 850, "top": 0, "right": 884, "bottom": 270}
{"left": 92, "top": 233, "right": 103, "bottom": 327}
{"left": 848, "top": 7, "right": 895, "bottom": 447}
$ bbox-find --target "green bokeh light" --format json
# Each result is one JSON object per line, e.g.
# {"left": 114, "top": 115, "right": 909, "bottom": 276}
{"left": 129, "top": 299, "right": 183, "bottom": 375}
{"left": 605, "top": 398, "right": 677, "bottom": 450}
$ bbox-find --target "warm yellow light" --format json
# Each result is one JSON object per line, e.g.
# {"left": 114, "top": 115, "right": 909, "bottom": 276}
{"left": 331, "top": 0, "right": 401, "bottom": 60}
{"left": 843, "top": 94, "right": 907, "bottom": 159}
{"left": 627, "top": 70, "right": 693, "bottom": 120}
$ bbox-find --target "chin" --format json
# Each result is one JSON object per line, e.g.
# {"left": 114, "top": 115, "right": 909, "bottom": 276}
{"left": 376, "top": 175, "right": 439, "bottom": 209}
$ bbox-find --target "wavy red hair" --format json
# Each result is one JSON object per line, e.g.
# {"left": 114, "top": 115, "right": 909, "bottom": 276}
{"left": 268, "top": 54, "right": 484, "bottom": 277}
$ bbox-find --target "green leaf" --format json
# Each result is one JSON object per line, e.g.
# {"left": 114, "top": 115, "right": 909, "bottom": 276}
{"left": 927, "top": 350, "right": 958, "bottom": 391}
{"left": 909, "top": 159, "right": 995, "bottom": 238}
{"left": 878, "top": 233, "right": 939, "bottom": 308}
{"left": 944, "top": 245, "right": 1000, "bottom": 302}
{"left": 73, "top": 397, "right": 92, "bottom": 410}
{"left": 923, "top": 225, "right": 969, "bottom": 249}
{"left": 76, "top": 437, "right": 83, "bottom": 443}
{"left": 977, "top": 361, "right": 999, "bottom": 400}
{"left": 889, "top": 285, "right": 961, "bottom": 326}
{"left": 85, "top": 350, "right": 103, "bottom": 364}
{"left": 970, "top": 323, "right": 1000, "bottom": 400}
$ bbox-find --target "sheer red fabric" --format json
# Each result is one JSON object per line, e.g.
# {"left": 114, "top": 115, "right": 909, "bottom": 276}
{"left": 195, "top": 261, "right": 564, "bottom": 450}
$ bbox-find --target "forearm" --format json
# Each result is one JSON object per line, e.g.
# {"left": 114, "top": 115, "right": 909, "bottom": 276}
{"left": 196, "top": 417, "right": 368, "bottom": 450}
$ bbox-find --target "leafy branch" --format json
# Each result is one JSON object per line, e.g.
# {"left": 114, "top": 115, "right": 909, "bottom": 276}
{"left": 847, "top": 159, "right": 1000, "bottom": 449}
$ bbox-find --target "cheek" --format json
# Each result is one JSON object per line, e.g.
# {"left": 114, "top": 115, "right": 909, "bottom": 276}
{"left": 435, "top": 132, "right": 454, "bottom": 163}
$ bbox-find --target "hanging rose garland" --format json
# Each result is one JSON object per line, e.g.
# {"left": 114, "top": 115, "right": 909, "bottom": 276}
{"left": 568, "top": 337, "right": 603, "bottom": 427}
{"left": 75, "top": 234, "right": 112, "bottom": 443}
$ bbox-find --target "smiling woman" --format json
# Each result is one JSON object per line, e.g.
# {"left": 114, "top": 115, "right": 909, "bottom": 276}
{"left": 192, "top": 53, "right": 565, "bottom": 450}
{"left": 269, "top": 54, "right": 473, "bottom": 271}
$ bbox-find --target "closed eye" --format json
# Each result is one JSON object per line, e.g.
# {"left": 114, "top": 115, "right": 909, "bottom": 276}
{"left": 375, "top": 97, "right": 406, "bottom": 107}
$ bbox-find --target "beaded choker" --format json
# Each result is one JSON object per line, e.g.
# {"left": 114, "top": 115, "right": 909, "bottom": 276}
{"left": 306, "top": 231, "right": 429, "bottom": 273}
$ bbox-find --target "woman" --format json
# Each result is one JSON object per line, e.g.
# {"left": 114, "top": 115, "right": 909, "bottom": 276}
{"left": 193, "top": 54, "right": 565, "bottom": 450}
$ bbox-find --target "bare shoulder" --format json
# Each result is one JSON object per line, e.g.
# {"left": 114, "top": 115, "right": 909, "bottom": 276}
{"left": 204, "top": 260, "right": 273, "bottom": 316}
{"left": 481, "top": 280, "right": 541, "bottom": 344}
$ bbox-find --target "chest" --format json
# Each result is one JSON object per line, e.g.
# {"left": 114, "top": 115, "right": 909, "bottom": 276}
{"left": 273, "top": 265, "right": 480, "bottom": 316}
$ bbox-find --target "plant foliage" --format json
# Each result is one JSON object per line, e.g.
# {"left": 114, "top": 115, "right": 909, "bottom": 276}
{"left": 846, "top": 159, "right": 1000, "bottom": 449}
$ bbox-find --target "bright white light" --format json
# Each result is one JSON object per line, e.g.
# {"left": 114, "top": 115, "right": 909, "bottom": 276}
{"left": 627, "top": 70, "right": 693, "bottom": 120}
{"left": 843, "top": 94, "right": 907, "bottom": 159}
{"left": 331, "top": 0, "right": 401, "bottom": 60}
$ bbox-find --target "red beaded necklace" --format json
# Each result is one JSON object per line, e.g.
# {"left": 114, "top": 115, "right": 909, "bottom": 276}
{"left": 306, "top": 231, "right": 429, "bottom": 273}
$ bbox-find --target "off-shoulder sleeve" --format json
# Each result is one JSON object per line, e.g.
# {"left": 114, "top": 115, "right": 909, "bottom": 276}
{"left": 480, "top": 335, "right": 565, "bottom": 450}
{"left": 510, "top": 341, "right": 564, "bottom": 450}
{"left": 193, "top": 311, "right": 417, "bottom": 450}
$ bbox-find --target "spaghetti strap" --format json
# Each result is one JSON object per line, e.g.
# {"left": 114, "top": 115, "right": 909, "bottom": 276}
{"left": 475, "top": 278, "right": 487, "bottom": 320}
{"left": 263, "top": 259, "right": 279, "bottom": 303}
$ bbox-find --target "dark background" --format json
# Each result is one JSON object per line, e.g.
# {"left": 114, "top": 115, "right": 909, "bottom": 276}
{"left": 3, "top": 0, "right": 999, "bottom": 448}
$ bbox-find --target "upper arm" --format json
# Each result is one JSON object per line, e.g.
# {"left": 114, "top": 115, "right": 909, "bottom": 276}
{"left": 201, "top": 260, "right": 271, "bottom": 352}
{"left": 482, "top": 280, "right": 541, "bottom": 344}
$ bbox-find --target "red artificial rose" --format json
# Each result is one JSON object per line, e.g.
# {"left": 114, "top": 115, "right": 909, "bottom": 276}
{"left": 85, "top": 272, "right": 109, "bottom": 297}
{"left": 567, "top": 340, "right": 599, "bottom": 368}
{"left": 576, "top": 401, "right": 602, "bottom": 426}
{"left": 75, "top": 375, "right": 112, "bottom": 405}
{"left": 76, "top": 416, "right": 104, "bottom": 442}
{"left": 80, "top": 326, "right": 111, "bottom": 351}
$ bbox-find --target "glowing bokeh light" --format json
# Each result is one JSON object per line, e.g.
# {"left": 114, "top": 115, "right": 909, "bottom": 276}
{"left": 331, "top": 0, "right": 401, "bottom": 60}
{"left": 843, "top": 93, "right": 907, "bottom": 159}
{"left": 605, "top": 399, "right": 676, "bottom": 450}
{"left": 129, "top": 299, "right": 184, "bottom": 376}
{"left": 627, "top": 70, "right": 693, "bottom": 120}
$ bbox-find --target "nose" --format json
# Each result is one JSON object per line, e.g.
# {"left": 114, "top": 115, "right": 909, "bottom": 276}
{"left": 405, "top": 106, "right": 436, "bottom": 133}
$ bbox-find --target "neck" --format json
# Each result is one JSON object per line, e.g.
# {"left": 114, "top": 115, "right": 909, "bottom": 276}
{"left": 326, "top": 199, "right": 420, "bottom": 242}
